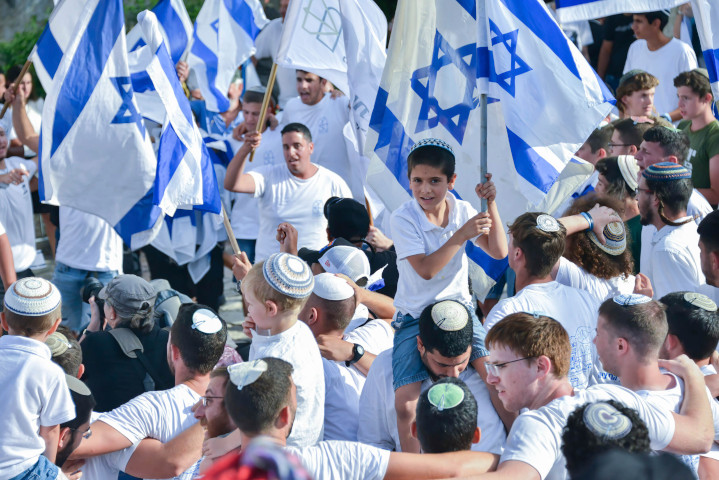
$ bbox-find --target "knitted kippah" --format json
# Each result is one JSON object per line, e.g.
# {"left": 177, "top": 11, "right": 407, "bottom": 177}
{"left": 642, "top": 162, "right": 691, "bottom": 182}
{"left": 4, "top": 277, "right": 62, "bottom": 316}
{"left": 583, "top": 402, "right": 633, "bottom": 440}
{"left": 263, "top": 253, "right": 314, "bottom": 299}
{"left": 613, "top": 294, "right": 651, "bottom": 306}
{"left": 427, "top": 383, "right": 465, "bottom": 411}
{"left": 536, "top": 214, "right": 560, "bottom": 233}
{"left": 617, "top": 155, "right": 639, "bottom": 191}
{"left": 430, "top": 300, "right": 469, "bottom": 332}
{"left": 618, "top": 69, "right": 647, "bottom": 87}
{"left": 683, "top": 292, "right": 718, "bottom": 312}
{"left": 587, "top": 219, "right": 626, "bottom": 256}
{"left": 46, "top": 332, "right": 72, "bottom": 357}
{"left": 410, "top": 138, "right": 454, "bottom": 156}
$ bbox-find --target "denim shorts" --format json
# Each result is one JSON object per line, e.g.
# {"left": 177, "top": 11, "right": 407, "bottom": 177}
{"left": 9, "top": 456, "right": 58, "bottom": 480}
{"left": 391, "top": 306, "right": 489, "bottom": 390}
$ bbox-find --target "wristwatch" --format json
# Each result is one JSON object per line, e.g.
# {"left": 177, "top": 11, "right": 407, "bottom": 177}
{"left": 345, "top": 343, "right": 365, "bottom": 367}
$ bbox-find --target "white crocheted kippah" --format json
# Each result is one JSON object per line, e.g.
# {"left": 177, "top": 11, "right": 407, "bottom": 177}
{"left": 4, "top": 277, "right": 61, "bottom": 316}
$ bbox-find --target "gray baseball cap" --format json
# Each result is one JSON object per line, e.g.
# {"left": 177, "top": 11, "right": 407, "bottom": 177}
{"left": 99, "top": 274, "right": 156, "bottom": 317}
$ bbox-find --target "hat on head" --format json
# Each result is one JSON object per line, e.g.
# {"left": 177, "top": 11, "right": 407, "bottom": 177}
{"left": 323, "top": 197, "right": 370, "bottom": 242}
{"left": 536, "top": 214, "right": 561, "bottom": 233}
{"left": 410, "top": 138, "right": 454, "bottom": 156}
{"left": 46, "top": 332, "right": 73, "bottom": 357}
{"left": 693, "top": 68, "right": 710, "bottom": 81}
{"left": 318, "top": 245, "right": 370, "bottom": 287}
{"left": 617, "top": 155, "right": 639, "bottom": 191}
{"left": 587, "top": 219, "right": 626, "bottom": 256}
{"left": 263, "top": 253, "right": 314, "bottom": 298}
{"left": 583, "top": 402, "right": 633, "bottom": 440}
{"left": 4, "top": 277, "right": 62, "bottom": 316}
{"left": 642, "top": 162, "right": 691, "bottom": 182}
{"left": 298, "top": 237, "right": 354, "bottom": 266}
{"left": 425, "top": 300, "right": 469, "bottom": 332}
{"left": 618, "top": 69, "right": 647, "bottom": 87}
{"left": 427, "top": 383, "right": 465, "bottom": 411}
{"left": 65, "top": 375, "right": 92, "bottom": 396}
{"left": 683, "top": 292, "right": 717, "bottom": 312}
{"left": 312, "top": 273, "right": 354, "bottom": 301}
{"left": 228, "top": 360, "right": 268, "bottom": 390}
{"left": 99, "top": 275, "right": 156, "bottom": 317}
{"left": 613, "top": 294, "right": 652, "bottom": 306}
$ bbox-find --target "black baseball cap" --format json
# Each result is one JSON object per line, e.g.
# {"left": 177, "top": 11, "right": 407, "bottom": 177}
{"left": 324, "top": 197, "right": 370, "bottom": 243}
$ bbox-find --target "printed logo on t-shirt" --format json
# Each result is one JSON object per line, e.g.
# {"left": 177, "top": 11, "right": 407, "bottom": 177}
{"left": 687, "top": 148, "right": 697, "bottom": 164}
{"left": 264, "top": 151, "right": 275, "bottom": 165}
{"left": 318, "top": 116, "right": 329, "bottom": 134}
{"left": 313, "top": 200, "right": 323, "bottom": 216}
{"left": 568, "top": 326, "right": 594, "bottom": 389}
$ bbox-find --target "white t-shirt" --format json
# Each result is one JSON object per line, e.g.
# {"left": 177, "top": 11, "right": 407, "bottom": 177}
{"left": 639, "top": 219, "right": 705, "bottom": 300}
{"left": 623, "top": 38, "right": 698, "bottom": 115}
{"left": 281, "top": 94, "right": 357, "bottom": 195}
{"left": 249, "top": 321, "right": 325, "bottom": 447}
{"left": 285, "top": 440, "right": 390, "bottom": 480}
{"left": 555, "top": 257, "right": 635, "bottom": 303}
{"left": 0, "top": 336, "right": 75, "bottom": 480}
{"left": 501, "top": 384, "right": 676, "bottom": 480}
{"left": 228, "top": 128, "right": 284, "bottom": 240}
{"left": 357, "top": 350, "right": 506, "bottom": 455}
{"left": 391, "top": 194, "right": 478, "bottom": 318}
{"left": 0, "top": 157, "right": 37, "bottom": 271}
{"left": 687, "top": 189, "right": 714, "bottom": 224}
{"left": 56, "top": 207, "right": 124, "bottom": 272}
{"left": 322, "top": 321, "right": 394, "bottom": 441}
{"left": 95, "top": 384, "right": 201, "bottom": 480}
{"left": 80, "top": 412, "right": 138, "bottom": 480}
{"left": 253, "top": 18, "right": 297, "bottom": 108}
{"left": 249, "top": 163, "right": 351, "bottom": 262}
{"left": 485, "top": 282, "right": 600, "bottom": 389}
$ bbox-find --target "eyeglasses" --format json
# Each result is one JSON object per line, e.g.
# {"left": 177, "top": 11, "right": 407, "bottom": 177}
{"left": 72, "top": 426, "right": 92, "bottom": 440}
{"left": 485, "top": 356, "right": 536, "bottom": 376}
{"left": 201, "top": 395, "right": 224, "bottom": 407}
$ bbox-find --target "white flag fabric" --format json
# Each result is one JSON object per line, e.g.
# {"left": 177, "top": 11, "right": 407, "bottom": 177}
{"left": 276, "top": 0, "right": 349, "bottom": 95}
{"left": 188, "top": 0, "right": 268, "bottom": 112}
{"left": 365, "top": 0, "right": 613, "bottom": 298}
{"left": 555, "top": 0, "right": 686, "bottom": 23}
{"left": 39, "top": 0, "right": 157, "bottom": 234}
{"left": 126, "top": 0, "right": 193, "bottom": 64}
{"left": 691, "top": 0, "right": 719, "bottom": 108}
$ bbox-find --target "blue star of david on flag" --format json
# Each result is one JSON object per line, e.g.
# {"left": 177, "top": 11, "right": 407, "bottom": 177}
{"left": 210, "top": 19, "right": 219, "bottom": 34}
{"left": 410, "top": 30, "right": 479, "bottom": 144}
{"left": 488, "top": 19, "right": 531, "bottom": 97}
{"left": 110, "top": 76, "right": 146, "bottom": 136}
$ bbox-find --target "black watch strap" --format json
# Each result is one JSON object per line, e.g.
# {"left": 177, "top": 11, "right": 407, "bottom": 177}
{"left": 345, "top": 343, "right": 365, "bottom": 367}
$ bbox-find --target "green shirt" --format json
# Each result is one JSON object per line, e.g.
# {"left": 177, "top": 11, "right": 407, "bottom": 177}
{"left": 625, "top": 214, "right": 642, "bottom": 275}
{"left": 678, "top": 119, "right": 719, "bottom": 189}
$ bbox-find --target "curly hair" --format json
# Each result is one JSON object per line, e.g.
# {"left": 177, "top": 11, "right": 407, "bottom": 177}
{"left": 562, "top": 399, "right": 651, "bottom": 478}
{"left": 616, "top": 71, "right": 659, "bottom": 115}
{"left": 562, "top": 195, "right": 634, "bottom": 279}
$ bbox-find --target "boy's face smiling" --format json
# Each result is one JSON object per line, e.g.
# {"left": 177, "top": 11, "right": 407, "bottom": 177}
{"left": 409, "top": 164, "right": 456, "bottom": 215}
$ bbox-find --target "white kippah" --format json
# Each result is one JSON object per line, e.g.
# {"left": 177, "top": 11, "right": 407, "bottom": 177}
{"left": 228, "top": 360, "right": 268, "bottom": 390}
{"left": 4, "top": 277, "right": 62, "bottom": 316}
{"left": 430, "top": 300, "right": 469, "bottom": 331}
{"left": 313, "top": 273, "right": 354, "bottom": 301}
{"left": 191, "top": 309, "right": 223, "bottom": 334}
{"left": 536, "top": 214, "right": 560, "bottom": 233}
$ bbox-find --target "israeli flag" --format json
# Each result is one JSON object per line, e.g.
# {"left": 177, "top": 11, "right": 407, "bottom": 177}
{"left": 692, "top": 0, "right": 719, "bottom": 109}
{"left": 126, "top": 0, "right": 193, "bottom": 64}
{"left": 38, "top": 0, "right": 158, "bottom": 245}
{"left": 365, "top": 0, "right": 613, "bottom": 298}
{"left": 31, "top": 0, "right": 88, "bottom": 92}
{"left": 188, "top": 0, "right": 269, "bottom": 112}
{"left": 555, "top": 0, "right": 685, "bottom": 22}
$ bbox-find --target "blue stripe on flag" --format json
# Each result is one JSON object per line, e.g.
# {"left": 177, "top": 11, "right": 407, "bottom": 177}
{"left": 223, "top": 0, "right": 263, "bottom": 39}
{"left": 189, "top": 33, "right": 231, "bottom": 113}
{"left": 154, "top": 0, "right": 189, "bottom": 63}
{"left": 156, "top": 43, "right": 194, "bottom": 123}
{"left": 114, "top": 190, "right": 163, "bottom": 245}
{"left": 704, "top": 48, "right": 719, "bottom": 84}
{"left": 154, "top": 124, "right": 188, "bottom": 205}
{"left": 131, "top": 70, "right": 154, "bottom": 93}
{"left": 36, "top": 29, "right": 63, "bottom": 80}
{"left": 456, "top": 0, "right": 476, "bottom": 19}
{"left": 555, "top": 0, "right": 602, "bottom": 6}
{"left": 465, "top": 242, "right": 509, "bottom": 281}
{"left": 51, "top": 0, "right": 122, "bottom": 156}
{"left": 130, "top": 38, "right": 147, "bottom": 52}
{"left": 506, "top": 127, "right": 558, "bottom": 194}
{"left": 499, "top": 0, "right": 581, "bottom": 81}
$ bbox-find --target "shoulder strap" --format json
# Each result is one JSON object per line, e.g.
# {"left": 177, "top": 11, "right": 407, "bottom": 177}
{"left": 108, "top": 328, "right": 164, "bottom": 391}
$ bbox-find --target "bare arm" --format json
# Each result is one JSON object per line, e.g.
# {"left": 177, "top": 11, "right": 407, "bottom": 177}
{"left": 124, "top": 422, "right": 204, "bottom": 478}
{"left": 5, "top": 87, "right": 40, "bottom": 153}
{"left": 446, "top": 459, "right": 540, "bottom": 480}
{"left": 407, "top": 226, "right": 476, "bottom": 281}
{"left": 224, "top": 132, "right": 259, "bottom": 193}
{"left": 596, "top": 40, "right": 613, "bottom": 78}
{"left": 69, "top": 420, "right": 133, "bottom": 459}
{"left": 0, "top": 233, "right": 17, "bottom": 290}
{"left": 697, "top": 155, "right": 719, "bottom": 206}
{"left": 473, "top": 175, "right": 508, "bottom": 260}
{"left": 39, "top": 425, "right": 60, "bottom": 463}
{"left": 384, "top": 450, "right": 499, "bottom": 479}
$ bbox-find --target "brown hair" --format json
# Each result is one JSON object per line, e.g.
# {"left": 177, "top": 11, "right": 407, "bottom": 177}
{"left": 616, "top": 72, "right": 659, "bottom": 115}
{"left": 486, "top": 312, "right": 570, "bottom": 378}
{"left": 508, "top": 212, "right": 566, "bottom": 278}
{"left": 598, "top": 298, "right": 667, "bottom": 361}
{"left": 5, "top": 307, "right": 60, "bottom": 337}
{"left": 243, "top": 262, "right": 309, "bottom": 313}
{"left": 562, "top": 195, "right": 634, "bottom": 280}
{"left": 674, "top": 70, "right": 712, "bottom": 99}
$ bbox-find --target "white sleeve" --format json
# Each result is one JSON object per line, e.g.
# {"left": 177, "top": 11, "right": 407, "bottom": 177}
{"left": 390, "top": 210, "right": 425, "bottom": 260}
{"left": 248, "top": 167, "right": 269, "bottom": 198}
{"left": 627, "top": 394, "right": 676, "bottom": 451}
{"left": 623, "top": 42, "right": 638, "bottom": 73}
{"left": 555, "top": 257, "right": 587, "bottom": 290}
{"left": 484, "top": 298, "right": 515, "bottom": 331}
{"left": 39, "top": 372, "right": 76, "bottom": 427}
{"left": 500, "top": 412, "right": 561, "bottom": 479}
{"left": 678, "top": 42, "right": 698, "bottom": 71}
{"left": 650, "top": 249, "right": 701, "bottom": 300}
{"left": 287, "top": 441, "right": 390, "bottom": 480}
{"left": 357, "top": 360, "right": 395, "bottom": 450}
{"left": 98, "top": 393, "right": 160, "bottom": 444}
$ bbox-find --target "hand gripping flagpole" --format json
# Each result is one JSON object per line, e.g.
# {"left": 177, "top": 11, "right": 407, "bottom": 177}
{"left": 248, "top": 63, "right": 278, "bottom": 162}
{"left": 0, "top": 59, "right": 33, "bottom": 119}
{"left": 480, "top": 93, "right": 488, "bottom": 212}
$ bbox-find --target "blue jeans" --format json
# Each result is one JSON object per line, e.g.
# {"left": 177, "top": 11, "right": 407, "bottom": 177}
{"left": 52, "top": 262, "right": 118, "bottom": 333}
{"left": 236, "top": 239, "right": 256, "bottom": 265}
{"left": 391, "top": 306, "right": 489, "bottom": 390}
{"left": 9, "top": 456, "right": 58, "bottom": 480}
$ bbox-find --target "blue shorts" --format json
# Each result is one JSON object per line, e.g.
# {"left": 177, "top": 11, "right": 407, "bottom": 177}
{"left": 9, "top": 456, "right": 58, "bottom": 480}
{"left": 391, "top": 306, "right": 489, "bottom": 390}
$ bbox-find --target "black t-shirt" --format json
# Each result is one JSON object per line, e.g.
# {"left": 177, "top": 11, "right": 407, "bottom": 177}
{"left": 81, "top": 324, "right": 174, "bottom": 412}
{"left": 362, "top": 246, "right": 399, "bottom": 299}
{"left": 603, "top": 14, "right": 635, "bottom": 78}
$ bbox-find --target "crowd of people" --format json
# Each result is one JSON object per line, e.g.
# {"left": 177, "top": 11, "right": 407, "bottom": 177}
{"left": 1, "top": 2, "right": 719, "bottom": 480}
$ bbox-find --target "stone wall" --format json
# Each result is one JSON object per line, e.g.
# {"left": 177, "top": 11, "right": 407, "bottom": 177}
{"left": 0, "top": 0, "right": 53, "bottom": 43}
